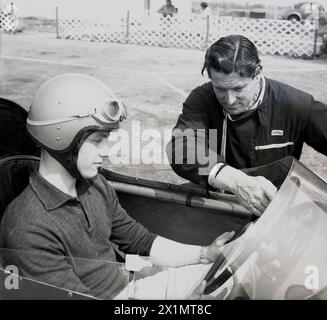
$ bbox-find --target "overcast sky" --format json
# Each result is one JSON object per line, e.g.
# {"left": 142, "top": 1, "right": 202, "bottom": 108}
{"left": 2, "top": 0, "right": 327, "bottom": 18}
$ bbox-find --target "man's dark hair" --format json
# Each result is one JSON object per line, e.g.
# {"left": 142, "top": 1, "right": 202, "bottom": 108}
{"left": 201, "top": 35, "right": 262, "bottom": 78}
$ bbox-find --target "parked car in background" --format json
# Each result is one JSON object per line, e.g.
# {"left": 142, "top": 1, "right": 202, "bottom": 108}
{"left": 281, "top": 2, "right": 327, "bottom": 25}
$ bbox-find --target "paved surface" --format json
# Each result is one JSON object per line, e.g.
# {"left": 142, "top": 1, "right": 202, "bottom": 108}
{"left": 1, "top": 31, "right": 326, "bottom": 182}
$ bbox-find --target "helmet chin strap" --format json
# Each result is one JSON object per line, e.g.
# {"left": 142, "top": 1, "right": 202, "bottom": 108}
{"left": 47, "top": 130, "right": 95, "bottom": 182}
{"left": 48, "top": 148, "right": 85, "bottom": 181}
{"left": 46, "top": 127, "right": 112, "bottom": 182}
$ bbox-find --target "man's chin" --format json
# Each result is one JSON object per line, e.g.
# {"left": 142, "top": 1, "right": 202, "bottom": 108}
{"left": 225, "top": 109, "right": 243, "bottom": 116}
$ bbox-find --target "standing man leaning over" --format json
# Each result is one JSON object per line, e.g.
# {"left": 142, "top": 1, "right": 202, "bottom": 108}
{"left": 167, "top": 35, "right": 327, "bottom": 216}
{"left": 0, "top": 73, "right": 233, "bottom": 299}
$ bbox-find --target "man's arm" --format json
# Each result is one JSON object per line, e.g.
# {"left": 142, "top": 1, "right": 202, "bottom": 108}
{"left": 304, "top": 97, "right": 327, "bottom": 156}
{"left": 167, "top": 86, "right": 223, "bottom": 188}
{"left": 105, "top": 177, "right": 157, "bottom": 255}
{"left": 149, "top": 231, "right": 235, "bottom": 267}
{"left": 167, "top": 87, "right": 277, "bottom": 214}
{"left": 104, "top": 176, "right": 235, "bottom": 267}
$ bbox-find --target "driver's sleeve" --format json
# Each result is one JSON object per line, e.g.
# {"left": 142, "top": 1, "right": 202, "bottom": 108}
{"left": 101, "top": 175, "right": 157, "bottom": 256}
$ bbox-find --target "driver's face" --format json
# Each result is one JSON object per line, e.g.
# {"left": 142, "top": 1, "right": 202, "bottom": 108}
{"left": 210, "top": 70, "right": 260, "bottom": 116}
{"left": 77, "top": 131, "right": 110, "bottom": 179}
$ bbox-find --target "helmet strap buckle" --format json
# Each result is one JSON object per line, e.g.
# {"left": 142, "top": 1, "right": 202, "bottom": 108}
{"left": 77, "top": 108, "right": 97, "bottom": 118}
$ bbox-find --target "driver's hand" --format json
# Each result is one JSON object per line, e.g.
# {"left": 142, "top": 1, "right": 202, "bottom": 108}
{"left": 200, "top": 231, "right": 235, "bottom": 264}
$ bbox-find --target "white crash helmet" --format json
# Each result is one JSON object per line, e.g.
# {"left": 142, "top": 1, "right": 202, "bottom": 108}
{"left": 27, "top": 73, "right": 126, "bottom": 152}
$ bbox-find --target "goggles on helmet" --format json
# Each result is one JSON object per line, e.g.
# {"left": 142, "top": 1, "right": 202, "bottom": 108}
{"left": 27, "top": 99, "right": 126, "bottom": 127}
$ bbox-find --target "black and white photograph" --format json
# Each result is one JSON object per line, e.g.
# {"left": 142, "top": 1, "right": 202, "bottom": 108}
{"left": 0, "top": 0, "right": 327, "bottom": 306}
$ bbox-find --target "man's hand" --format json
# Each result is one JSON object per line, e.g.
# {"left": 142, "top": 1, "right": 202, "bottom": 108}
{"left": 213, "top": 166, "right": 277, "bottom": 216}
{"left": 234, "top": 175, "right": 277, "bottom": 216}
{"left": 200, "top": 231, "right": 235, "bottom": 264}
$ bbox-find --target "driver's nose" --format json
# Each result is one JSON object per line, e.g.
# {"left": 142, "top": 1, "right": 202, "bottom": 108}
{"left": 99, "top": 142, "right": 110, "bottom": 158}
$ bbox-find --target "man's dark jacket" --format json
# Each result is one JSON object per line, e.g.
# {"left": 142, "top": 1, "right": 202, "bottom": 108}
{"left": 167, "top": 78, "right": 327, "bottom": 187}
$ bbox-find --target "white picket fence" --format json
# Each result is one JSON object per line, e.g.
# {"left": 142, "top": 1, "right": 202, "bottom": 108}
{"left": 58, "top": 12, "right": 319, "bottom": 57}
{"left": 0, "top": 10, "right": 20, "bottom": 32}
{"left": 209, "top": 16, "right": 317, "bottom": 56}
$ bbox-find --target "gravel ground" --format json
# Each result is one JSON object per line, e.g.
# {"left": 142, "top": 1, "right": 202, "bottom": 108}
{"left": 1, "top": 31, "right": 327, "bottom": 183}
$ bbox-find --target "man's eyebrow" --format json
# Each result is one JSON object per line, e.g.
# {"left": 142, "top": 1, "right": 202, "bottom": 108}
{"left": 213, "top": 84, "right": 246, "bottom": 90}
{"left": 213, "top": 84, "right": 227, "bottom": 90}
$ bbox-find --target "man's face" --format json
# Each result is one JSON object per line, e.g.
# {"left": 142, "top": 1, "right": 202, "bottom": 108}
{"left": 77, "top": 131, "right": 110, "bottom": 179}
{"left": 210, "top": 69, "right": 259, "bottom": 116}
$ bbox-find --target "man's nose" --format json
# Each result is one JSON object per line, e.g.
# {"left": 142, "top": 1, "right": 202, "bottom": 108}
{"left": 223, "top": 90, "right": 236, "bottom": 105}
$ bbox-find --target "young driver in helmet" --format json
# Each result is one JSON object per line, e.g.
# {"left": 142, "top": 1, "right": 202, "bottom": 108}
{"left": 0, "top": 73, "right": 234, "bottom": 299}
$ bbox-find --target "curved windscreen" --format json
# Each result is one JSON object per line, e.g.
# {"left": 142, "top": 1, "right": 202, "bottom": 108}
{"left": 0, "top": 248, "right": 130, "bottom": 300}
{"left": 204, "top": 159, "right": 327, "bottom": 300}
